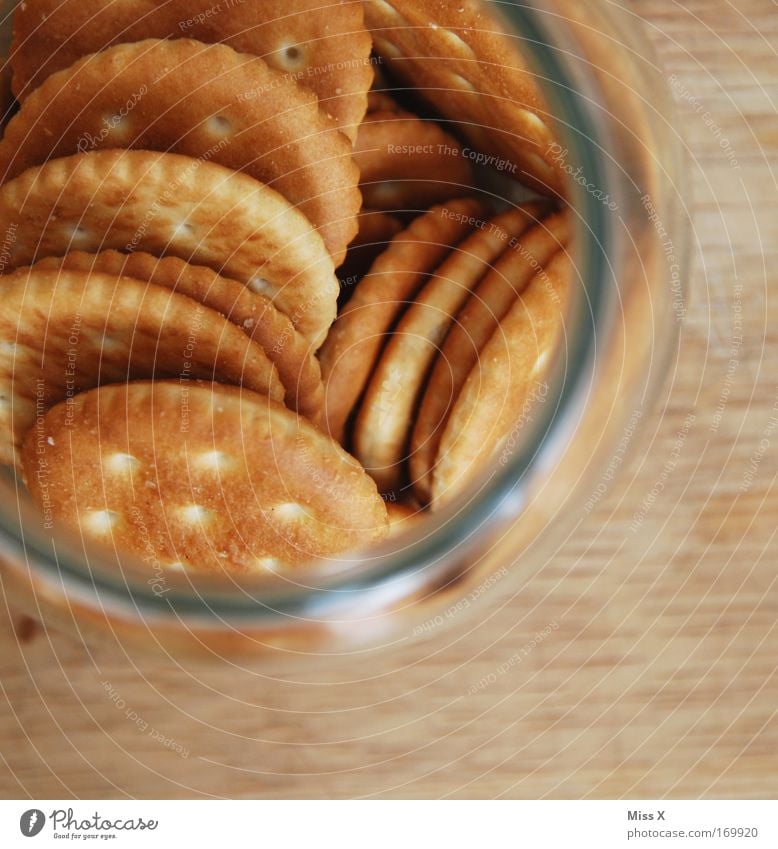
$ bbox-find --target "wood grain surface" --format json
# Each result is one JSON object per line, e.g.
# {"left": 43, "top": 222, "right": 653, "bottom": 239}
{"left": 1, "top": 0, "right": 776, "bottom": 799}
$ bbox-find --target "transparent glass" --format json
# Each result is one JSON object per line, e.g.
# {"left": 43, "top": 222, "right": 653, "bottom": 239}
{"left": 0, "top": 0, "right": 689, "bottom": 657}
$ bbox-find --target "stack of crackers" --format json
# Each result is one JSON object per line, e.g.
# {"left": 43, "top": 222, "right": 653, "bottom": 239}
{"left": 0, "top": 0, "right": 572, "bottom": 577}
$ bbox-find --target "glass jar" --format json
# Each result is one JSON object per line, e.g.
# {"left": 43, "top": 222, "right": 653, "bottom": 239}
{"left": 0, "top": 0, "right": 689, "bottom": 658}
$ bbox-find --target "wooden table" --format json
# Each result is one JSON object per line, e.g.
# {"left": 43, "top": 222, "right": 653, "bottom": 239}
{"left": 1, "top": 0, "right": 776, "bottom": 799}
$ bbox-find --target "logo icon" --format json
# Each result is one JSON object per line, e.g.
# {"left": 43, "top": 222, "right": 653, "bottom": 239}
{"left": 20, "top": 809, "right": 46, "bottom": 837}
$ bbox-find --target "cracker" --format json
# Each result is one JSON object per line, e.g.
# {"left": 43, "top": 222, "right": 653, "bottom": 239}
{"left": 320, "top": 197, "right": 490, "bottom": 444}
{"left": 10, "top": 0, "right": 372, "bottom": 140}
{"left": 410, "top": 209, "right": 569, "bottom": 502}
{"left": 386, "top": 501, "right": 422, "bottom": 538}
{"left": 0, "top": 268, "right": 285, "bottom": 469}
{"left": 31, "top": 251, "right": 323, "bottom": 421}
{"left": 367, "top": 90, "right": 402, "bottom": 114}
{"left": 353, "top": 206, "right": 539, "bottom": 492}
{"left": 22, "top": 381, "right": 389, "bottom": 573}
{"left": 0, "top": 38, "right": 360, "bottom": 265}
{"left": 432, "top": 250, "right": 572, "bottom": 507}
{"left": 337, "top": 209, "right": 404, "bottom": 302}
{"left": 364, "top": 0, "right": 563, "bottom": 196}
{"left": 0, "top": 149, "right": 338, "bottom": 348}
{"left": 354, "top": 109, "right": 476, "bottom": 210}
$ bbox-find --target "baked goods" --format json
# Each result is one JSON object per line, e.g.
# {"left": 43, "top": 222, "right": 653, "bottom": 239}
{"left": 0, "top": 149, "right": 338, "bottom": 348}
{"left": 0, "top": 268, "right": 284, "bottom": 468}
{"left": 353, "top": 205, "right": 540, "bottom": 492}
{"left": 22, "top": 381, "right": 389, "bottom": 573}
{"left": 354, "top": 109, "right": 476, "bottom": 209}
{"left": 432, "top": 250, "right": 572, "bottom": 506}
{"left": 0, "top": 38, "right": 360, "bottom": 264}
{"left": 363, "top": 0, "right": 564, "bottom": 195}
{"left": 30, "top": 251, "right": 324, "bottom": 421}
{"left": 410, "top": 210, "right": 569, "bottom": 502}
{"left": 9, "top": 0, "right": 372, "bottom": 139}
{"left": 3, "top": 0, "right": 575, "bottom": 577}
{"left": 320, "top": 198, "right": 490, "bottom": 443}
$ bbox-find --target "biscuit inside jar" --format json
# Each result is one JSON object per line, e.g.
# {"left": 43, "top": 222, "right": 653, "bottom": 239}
{"left": 1, "top": 0, "right": 573, "bottom": 579}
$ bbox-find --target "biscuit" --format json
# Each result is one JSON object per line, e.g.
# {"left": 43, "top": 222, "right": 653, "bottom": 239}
{"left": 0, "top": 38, "right": 360, "bottom": 265}
{"left": 410, "top": 209, "right": 569, "bottom": 502}
{"left": 364, "top": 0, "right": 563, "bottom": 195}
{"left": 0, "top": 149, "right": 338, "bottom": 348}
{"left": 31, "top": 251, "right": 324, "bottom": 421}
{"left": 386, "top": 501, "right": 421, "bottom": 538}
{"left": 354, "top": 109, "right": 476, "bottom": 210}
{"left": 432, "top": 250, "right": 572, "bottom": 507}
{"left": 10, "top": 0, "right": 372, "bottom": 139}
{"left": 353, "top": 205, "right": 539, "bottom": 492}
{"left": 367, "top": 90, "right": 401, "bottom": 114}
{"left": 320, "top": 197, "right": 490, "bottom": 444}
{"left": 22, "top": 381, "right": 389, "bottom": 573}
{"left": 337, "top": 209, "right": 404, "bottom": 303}
{"left": 0, "top": 268, "right": 285, "bottom": 469}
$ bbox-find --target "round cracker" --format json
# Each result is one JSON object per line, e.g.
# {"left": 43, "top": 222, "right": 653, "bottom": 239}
{"left": 10, "top": 0, "right": 372, "bottom": 140}
{"left": 0, "top": 38, "right": 360, "bottom": 265}
{"left": 432, "top": 250, "right": 572, "bottom": 508}
{"left": 337, "top": 209, "right": 404, "bottom": 302}
{"left": 410, "top": 209, "right": 569, "bottom": 502}
{"left": 353, "top": 205, "right": 539, "bottom": 492}
{"left": 22, "top": 381, "right": 389, "bottom": 573}
{"left": 320, "top": 197, "right": 490, "bottom": 444}
{"left": 0, "top": 268, "right": 284, "bottom": 469}
{"left": 354, "top": 109, "right": 476, "bottom": 210}
{"left": 367, "top": 90, "right": 402, "bottom": 114}
{"left": 0, "top": 149, "right": 337, "bottom": 348}
{"left": 364, "top": 0, "right": 563, "bottom": 196}
{"left": 386, "top": 501, "right": 423, "bottom": 538}
{"left": 30, "top": 251, "right": 324, "bottom": 422}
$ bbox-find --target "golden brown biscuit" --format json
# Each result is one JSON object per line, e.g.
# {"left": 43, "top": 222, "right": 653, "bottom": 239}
{"left": 0, "top": 150, "right": 338, "bottom": 348}
{"left": 22, "top": 381, "right": 389, "bottom": 573}
{"left": 337, "top": 209, "right": 404, "bottom": 301}
{"left": 0, "top": 38, "right": 360, "bottom": 265}
{"left": 30, "top": 251, "right": 324, "bottom": 422}
{"left": 0, "top": 268, "right": 284, "bottom": 468}
{"left": 320, "top": 197, "right": 490, "bottom": 444}
{"left": 364, "top": 0, "right": 563, "bottom": 195}
{"left": 354, "top": 109, "right": 476, "bottom": 210}
{"left": 432, "top": 250, "right": 572, "bottom": 507}
{"left": 353, "top": 205, "right": 538, "bottom": 493}
{"left": 10, "top": 0, "right": 372, "bottom": 139}
{"left": 410, "top": 209, "right": 569, "bottom": 502}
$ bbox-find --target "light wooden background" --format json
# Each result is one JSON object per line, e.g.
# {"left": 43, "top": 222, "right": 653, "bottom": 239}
{"left": 1, "top": 0, "right": 776, "bottom": 799}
